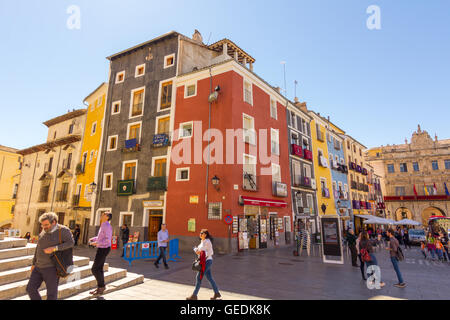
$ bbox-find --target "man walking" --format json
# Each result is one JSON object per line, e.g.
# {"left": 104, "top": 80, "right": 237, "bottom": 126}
{"left": 346, "top": 229, "right": 358, "bottom": 267}
{"left": 120, "top": 224, "right": 129, "bottom": 257}
{"left": 73, "top": 225, "right": 81, "bottom": 246}
{"left": 154, "top": 223, "right": 169, "bottom": 269}
{"left": 26, "top": 212, "right": 74, "bottom": 300}
{"left": 90, "top": 212, "right": 113, "bottom": 296}
{"left": 386, "top": 229, "right": 406, "bottom": 288}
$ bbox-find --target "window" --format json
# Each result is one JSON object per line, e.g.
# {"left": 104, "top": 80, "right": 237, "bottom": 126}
{"left": 292, "top": 160, "right": 301, "bottom": 186}
{"left": 445, "top": 159, "right": 450, "bottom": 170}
{"left": 130, "top": 88, "right": 144, "bottom": 118}
{"left": 353, "top": 145, "right": 356, "bottom": 153}
{"left": 208, "top": 202, "right": 222, "bottom": 220}
{"left": 66, "top": 153, "right": 72, "bottom": 169}
{"left": 91, "top": 122, "right": 97, "bottom": 135}
{"left": 400, "top": 163, "right": 407, "bottom": 172}
{"left": 291, "top": 132, "right": 299, "bottom": 145}
{"left": 176, "top": 168, "right": 190, "bottom": 181}
{"left": 185, "top": 84, "right": 196, "bottom": 98}
{"left": 243, "top": 80, "right": 252, "bottom": 105}
{"left": 290, "top": 112, "right": 297, "bottom": 128}
{"left": 271, "top": 129, "right": 279, "bottom": 155}
{"left": 306, "top": 194, "right": 314, "bottom": 213}
{"left": 135, "top": 64, "right": 145, "bottom": 77}
{"left": 107, "top": 136, "right": 118, "bottom": 151}
{"left": 127, "top": 123, "right": 141, "bottom": 143}
{"left": 302, "top": 119, "right": 307, "bottom": 135}
{"left": 103, "top": 173, "right": 113, "bottom": 190}
{"left": 387, "top": 164, "right": 394, "bottom": 173}
{"left": 243, "top": 154, "right": 257, "bottom": 177}
{"left": 160, "top": 81, "right": 173, "bottom": 109}
{"left": 153, "top": 158, "right": 166, "bottom": 177}
{"left": 395, "top": 187, "right": 405, "bottom": 196}
{"left": 157, "top": 116, "right": 170, "bottom": 134}
{"left": 96, "top": 96, "right": 103, "bottom": 107}
{"left": 272, "top": 164, "right": 281, "bottom": 183}
{"left": 270, "top": 99, "right": 277, "bottom": 119}
{"left": 316, "top": 123, "right": 324, "bottom": 141}
{"left": 89, "top": 150, "right": 94, "bottom": 163}
{"left": 116, "top": 71, "right": 125, "bottom": 84}
{"left": 12, "top": 184, "right": 18, "bottom": 199}
{"left": 48, "top": 157, "right": 53, "bottom": 172}
{"left": 303, "top": 164, "right": 311, "bottom": 178}
{"left": 359, "top": 148, "right": 362, "bottom": 156}
{"left": 112, "top": 101, "right": 121, "bottom": 115}
{"left": 123, "top": 161, "right": 137, "bottom": 180}
{"left": 164, "top": 54, "right": 175, "bottom": 68}
{"left": 432, "top": 160, "right": 439, "bottom": 170}
{"left": 84, "top": 185, "right": 90, "bottom": 199}
{"left": 243, "top": 114, "right": 256, "bottom": 145}
{"left": 68, "top": 124, "right": 74, "bottom": 134}
{"left": 179, "top": 122, "right": 193, "bottom": 138}
{"left": 53, "top": 131, "right": 57, "bottom": 140}
{"left": 413, "top": 162, "right": 419, "bottom": 172}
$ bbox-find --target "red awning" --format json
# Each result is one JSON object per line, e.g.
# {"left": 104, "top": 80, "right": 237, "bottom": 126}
{"left": 241, "top": 196, "right": 287, "bottom": 208}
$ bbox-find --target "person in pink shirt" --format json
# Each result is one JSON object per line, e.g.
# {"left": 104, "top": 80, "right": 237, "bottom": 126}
{"left": 90, "top": 212, "right": 113, "bottom": 296}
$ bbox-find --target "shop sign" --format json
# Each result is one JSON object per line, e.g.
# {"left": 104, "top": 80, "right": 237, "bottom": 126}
{"left": 320, "top": 215, "right": 344, "bottom": 264}
{"left": 232, "top": 216, "right": 238, "bottom": 234}
{"left": 143, "top": 200, "right": 164, "bottom": 208}
{"left": 273, "top": 182, "right": 288, "bottom": 197}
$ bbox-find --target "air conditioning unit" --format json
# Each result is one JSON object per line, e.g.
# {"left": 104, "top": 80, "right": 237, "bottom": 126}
{"left": 311, "top": 178, "right": 316, "bottom": 190}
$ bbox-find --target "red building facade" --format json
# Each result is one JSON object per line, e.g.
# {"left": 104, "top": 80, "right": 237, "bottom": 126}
{"left": 166, "top": 60, "right": 293, "bottom": 253}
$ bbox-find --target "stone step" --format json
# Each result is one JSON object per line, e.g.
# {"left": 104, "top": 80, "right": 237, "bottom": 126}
{"left": 65, "top": 272, "right": 145, "bottom": 300}
{"left": 0, "top": 233, "right": 5, "bottom": 240}
{"left": 13, "top": 267, "right": 127, "bottom": 300}
{"left": 1, "top": 262, "right": 109, "bottom": 300}
{"left": 0, "top": 238, "right": 28, "bottom": 250}
{"left": 0, "top": 244, "right": 37, "bottom": 260}
{"left": 0, "top": 255, "right": 89, "bottom": 273}
{"left": 0, "top": 258, "right": 99, "bottom": 287}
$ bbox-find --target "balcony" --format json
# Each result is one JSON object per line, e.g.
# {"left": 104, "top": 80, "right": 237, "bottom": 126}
{"left": 72, "top": 194, "right": 80, "bottom": 206}
{"left": 301, "top": 176, "right": 311, "bottom": 188}
{"left": 363, "top": 184, "right": 369, "bottom": 192}
{"left": 147, "top": 176, "right": 167, "bottom": 192}
{"left": 56, "top": 191, "right": 68, "bottom": 202}
{"left": 38, "top": 193, "right": 49, "bottom": 203}
{"left": 118, "top": 179, "right": 136, "bottom": 196}
{"left": 352, "top": 200, "right": 361, "bottom": 209}
{"left": 152, "top": 133, "right": 171, "bottom": 148}
{"left": 362, "top": 168, "right": 368, "bottom": 176}
{"left": 122, "top": 139, "right": 141, "bottom": 153}
{"left": 322, "top": 187, "right": 330, "bottom": 198}
{"left": 356, "top": 165, "right": 362, "bottom": 173}
{"left": 351, "top": 181, "right": 357, "bottom": 190}
{"left": 384, "top": 195, "right": 450, "bottom": 202}
{"left": 349, "top": 162, "right": 356, "bottom": 171}
{"left": 303, "top": 149, "right": 313, "bottom": 161}
{"left": 291, "top": 144, "right": 303, "bottom": 158}
{"left": 75, "top": 163, "right": 85, "bottom": 175}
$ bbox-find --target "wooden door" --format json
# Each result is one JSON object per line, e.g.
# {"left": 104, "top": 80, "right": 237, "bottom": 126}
{"left": 57, "top": 212, "right": 65, "bottom": 225}
{"left": 82, "top": 219, "right": 90, "bottom": 244}
{"left": 148, "top": 216, "right": 163, "bottom": 241}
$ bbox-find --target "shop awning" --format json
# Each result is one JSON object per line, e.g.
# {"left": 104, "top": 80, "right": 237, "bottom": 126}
{"left": 241, "top": 196, "right": 287, "bottom": 208}
{"left": 354, "top": 214, "right": 371, "bottom": 219}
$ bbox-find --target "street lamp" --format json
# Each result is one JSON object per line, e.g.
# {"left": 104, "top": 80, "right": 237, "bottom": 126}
{"left": 89, "top": 182, "right": 97, "bottom": 193}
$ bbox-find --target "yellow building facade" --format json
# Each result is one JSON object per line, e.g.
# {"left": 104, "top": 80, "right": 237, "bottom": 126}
{"left": 73, "top": 83, "right": 107, "bottom": 243}
{"left": 0, "top": 146, "right": 22, "bottom": 229}
{"left": 309, "top": 112, "right": 336, "bottom": 216}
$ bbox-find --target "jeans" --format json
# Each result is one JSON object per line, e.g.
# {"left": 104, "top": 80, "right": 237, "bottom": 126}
{"left": 193, "top": 259, "right": 219, "bottom": 295}
{"left": 436, "top": 249, "right": 443, "bottom": 260}
{"left": 349, "top": 245, "right": 358, "bottom": 266}
{"left": 390, "top": 256, "right": 404, "bottom": 284}
{"left": 26, "top": 266, "right": 60, "bottom": 300}
{"left": 428, "top": 248, "right": 436, "bottom": 259}
{"left": 92, "top": 247, "right": 110, "bottom": 288}
{"left": 358, "top": 254, "right": 366, "bottom": 280}
{"left": 366, "top": 253, "right": 378, "bottom": 267}
{"left": 155, "top": 246, "right": 168, "bottom": 265}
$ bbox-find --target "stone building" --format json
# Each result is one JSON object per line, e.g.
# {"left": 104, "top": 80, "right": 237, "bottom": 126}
{"left": 14, "top": 109, "right": 86, "bottom": 237}
{"left": 366, "top": 125, "right": 450, "bottom": 225}
{"left": 0, "top": 145, "right": 22, "bottom": 229}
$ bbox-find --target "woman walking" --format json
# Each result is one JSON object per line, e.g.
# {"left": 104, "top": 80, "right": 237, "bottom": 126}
{"left": 187, "top": 229, "right": 221, "bottom": 300}
{"left": 356, "top": 232, "right": 366, "bottom": 281}
{"left": 426, "top": 232, "right": 437, "bottom": 260}
{"left": 360, "top": 231, "right": 385, "bottom": 288}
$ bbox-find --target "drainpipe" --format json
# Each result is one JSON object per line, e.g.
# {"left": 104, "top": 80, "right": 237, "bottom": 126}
{"left": 205, "top": 67, "right": 213, "bottom": 210}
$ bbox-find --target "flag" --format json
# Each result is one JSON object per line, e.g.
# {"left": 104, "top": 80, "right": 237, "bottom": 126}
{"left": 413, "top": 184, "right": 418, "bottom": 197}
{"left": 424, "top": 184, "right": 429, "bottom": 196}
{"left": 445, "top": 182, "right": 450, "bottom": 196}
{"left": 433, "top": 183, "right": 438, "bottom": 195}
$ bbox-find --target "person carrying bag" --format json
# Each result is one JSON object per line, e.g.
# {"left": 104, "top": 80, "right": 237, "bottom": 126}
{"left": 50, "top": 226, "right": 74, "bottom": 277}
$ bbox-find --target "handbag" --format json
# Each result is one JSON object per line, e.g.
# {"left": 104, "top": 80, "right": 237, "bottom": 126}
{"left": 360, "top": 248, "right": 372, "bottom": 262}
{"left": 50, "top": 226, "right": 74, "bottom": 278}
{"left": 192, "top": 258, "right": 202, "bottom": 272}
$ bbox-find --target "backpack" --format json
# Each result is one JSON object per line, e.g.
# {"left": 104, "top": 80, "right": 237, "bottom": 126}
{"left": 396, "top": 246, "right": 405, "bottom": 261}
{"left": 360, "top": 248, "right": 371, "bottom": 262}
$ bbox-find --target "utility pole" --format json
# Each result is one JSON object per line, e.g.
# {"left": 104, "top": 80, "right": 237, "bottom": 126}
{"left": 281, "top": 61, "right": 287, "bottom": 97}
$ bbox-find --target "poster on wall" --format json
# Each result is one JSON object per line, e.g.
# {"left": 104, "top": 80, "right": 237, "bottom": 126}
{"left": 320, "top": 215, "right": 343, "bottom": 264}
{"left": 232, "top": 216, "right": 238, "bottom": 234}
{"left": 188, "top": 218, "right": 196, "bottom": 232}
{"left": 259, "top": 218, "right": 268, "bottom": 248}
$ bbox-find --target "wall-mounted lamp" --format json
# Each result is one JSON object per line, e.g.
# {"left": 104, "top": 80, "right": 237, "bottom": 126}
{"left": 211, "top": 175, "right": 220, "bottom": 191}
{"left": 89, "top": 182, "right": 97, "bottom": 193}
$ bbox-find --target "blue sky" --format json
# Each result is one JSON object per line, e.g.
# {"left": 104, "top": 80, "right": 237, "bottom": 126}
{"left": 1, "top": 0, "right": 449, "bottom": 150}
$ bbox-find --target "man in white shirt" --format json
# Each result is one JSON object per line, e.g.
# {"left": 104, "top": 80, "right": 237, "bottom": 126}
{"left": 154, "top": 223, "right": 169, "bottom": 269}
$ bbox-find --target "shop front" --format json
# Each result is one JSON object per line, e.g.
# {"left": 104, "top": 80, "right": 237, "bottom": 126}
{"left": 238, "top": 196, "right": 289, "bottom": 251}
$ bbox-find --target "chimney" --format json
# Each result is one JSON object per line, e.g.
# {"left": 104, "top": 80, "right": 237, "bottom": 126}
{"left": 294, "top": 98, "right": 308, "bottom": 113}
{"left": 192, "top": 29, "right": 203, "bottom": 44}
{"left": 274, "top": 87, "right": 281, "bottom": 93}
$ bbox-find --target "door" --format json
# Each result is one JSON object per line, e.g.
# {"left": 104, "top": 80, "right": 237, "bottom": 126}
{"left": 82, "top": 219, "right": 90, "bottom": 244}
{"left": 148, "top": 211, "right": 163, "bottom": 241}
{"left": 124, "top": 162, "right": 137, "bottom": 180}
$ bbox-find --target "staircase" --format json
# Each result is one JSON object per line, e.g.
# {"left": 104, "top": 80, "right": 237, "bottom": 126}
{"left": 0, "top": 235, "right": 144, "bottom": 300}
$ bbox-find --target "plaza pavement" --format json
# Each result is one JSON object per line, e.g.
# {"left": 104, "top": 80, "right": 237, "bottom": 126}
{"left": 73, "top": 243, "right": 450, "bottom": 300}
